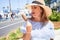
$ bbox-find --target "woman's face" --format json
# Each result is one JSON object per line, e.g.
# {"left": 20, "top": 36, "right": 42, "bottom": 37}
{"left": 31, "top": 5, "right": 43, "bottom": 18}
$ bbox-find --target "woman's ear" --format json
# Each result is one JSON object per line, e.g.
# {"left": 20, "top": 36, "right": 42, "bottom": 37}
{"left": 39, "top": 7, "right": 43, "bottom": 13}
{"left": 40, "top": 10, "right": 43, "bottom": 13}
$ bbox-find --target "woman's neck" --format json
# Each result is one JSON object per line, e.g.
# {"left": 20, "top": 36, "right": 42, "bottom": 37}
{"left": 31, "top": 17, "right": 41, "bottom": 22}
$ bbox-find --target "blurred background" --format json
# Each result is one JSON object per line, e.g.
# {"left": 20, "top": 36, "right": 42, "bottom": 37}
{"left": 0, "top": 0, "right": 60, "bottom": 40}
{"left": 0, "top": 0, "right": 60, "bottom": 22}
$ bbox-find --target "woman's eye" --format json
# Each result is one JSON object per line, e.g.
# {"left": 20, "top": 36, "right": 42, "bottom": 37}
{"left": 34, "top": 7, "right": 37, "bottom": 9}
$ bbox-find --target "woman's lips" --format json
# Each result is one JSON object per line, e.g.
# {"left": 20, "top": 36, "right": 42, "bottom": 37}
{"left": 31, "top": 12, "right": 35, "bottom": 14}
{"left": 30, "top": 12, "right": 35, "bottom": 16}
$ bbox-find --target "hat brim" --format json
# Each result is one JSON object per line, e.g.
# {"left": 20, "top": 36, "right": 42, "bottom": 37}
{"left": 25, "top": 3, "right": 52, "bottom": 16}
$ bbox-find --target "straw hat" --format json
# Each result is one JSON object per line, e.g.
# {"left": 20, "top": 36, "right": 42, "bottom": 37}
{"left": 25, "top": 0, "right": 52, "bottom": 17}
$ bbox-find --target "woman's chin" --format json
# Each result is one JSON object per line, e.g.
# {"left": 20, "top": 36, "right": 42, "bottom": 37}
{"left": 33, "top": 16, "right": 38, "bottom": 18}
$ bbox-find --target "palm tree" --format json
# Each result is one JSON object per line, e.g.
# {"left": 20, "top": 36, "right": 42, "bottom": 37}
{"left": 9, "top": 0, "right": 11, "bottom": 12}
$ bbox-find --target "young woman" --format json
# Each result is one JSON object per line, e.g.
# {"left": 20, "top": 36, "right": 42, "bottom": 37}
{"left": 20, "top": 0, "right": 55, "bottom": 40}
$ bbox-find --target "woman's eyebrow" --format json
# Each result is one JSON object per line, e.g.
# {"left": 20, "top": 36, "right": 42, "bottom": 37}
{"left": 34, "top": 5, "right": 37, "bottom": 7}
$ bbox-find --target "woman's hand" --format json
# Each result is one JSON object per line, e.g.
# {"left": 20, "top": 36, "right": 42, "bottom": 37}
{"left": 21, "top": 12, "right": 32, "bottom": 33}
{"left": 21, "top": 12, "right": 27, "bottom": 21}
{"left": 22, "top": 14, "right": 28, "bottom": 21}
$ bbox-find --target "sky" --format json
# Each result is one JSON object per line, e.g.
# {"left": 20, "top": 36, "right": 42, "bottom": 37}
{"left": 0, "top": 0, "right": 58, "bottom": 11}
{"left": 0, "top": 0, "right": 33, "bottom": 11}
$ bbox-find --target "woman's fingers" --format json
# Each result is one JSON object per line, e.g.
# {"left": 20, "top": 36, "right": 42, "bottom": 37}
{"left": 20, "top": 12, "right": 27, "bottom": 21}
{"left": 22, "top": 14, "right": 27, "bottom": 21}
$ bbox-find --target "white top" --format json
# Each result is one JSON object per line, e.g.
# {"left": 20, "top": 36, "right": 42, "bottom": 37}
{"left": 20, "top": 20, "right": 55, "bottom": 40}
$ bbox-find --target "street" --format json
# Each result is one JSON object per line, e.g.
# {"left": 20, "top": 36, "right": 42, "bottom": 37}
{"left": 0, "top": 16, "right": 24, "bottom": 37}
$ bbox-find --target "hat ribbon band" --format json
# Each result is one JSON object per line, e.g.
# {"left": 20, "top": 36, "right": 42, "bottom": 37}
{"left": 32, "top": 1, "right": 44, "bottom": 5}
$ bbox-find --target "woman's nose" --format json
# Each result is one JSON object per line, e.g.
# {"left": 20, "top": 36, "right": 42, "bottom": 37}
{"left": 31, "top": 9, "right": 35, "bottom": 12}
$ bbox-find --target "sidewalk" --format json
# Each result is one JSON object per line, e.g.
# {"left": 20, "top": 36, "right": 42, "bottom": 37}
{"left": 54, "top": 29, "right": 60, "bottom": 40}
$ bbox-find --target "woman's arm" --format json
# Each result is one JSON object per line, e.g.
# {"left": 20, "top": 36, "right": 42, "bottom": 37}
{"left": 21, "top": 13, "right": 32, "bottom": 40}
{"left": 23, "top": 21, "right": 32, "bottom": 40}
{"left": 23, "top": 33, "right": 31, "bottom": 40}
